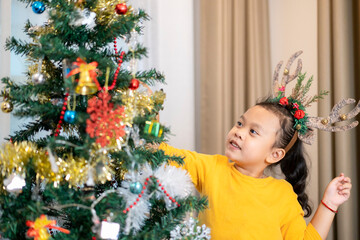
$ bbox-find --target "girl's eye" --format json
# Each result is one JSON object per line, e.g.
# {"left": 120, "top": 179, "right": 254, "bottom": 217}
{"left": 237, "top": 121, "right": 242, "bottom": 127}
{"left": 250, "top": 129, "right": 258, "bottom": 135}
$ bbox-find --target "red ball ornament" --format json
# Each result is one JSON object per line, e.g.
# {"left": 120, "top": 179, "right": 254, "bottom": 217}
{"left": 129, "top": 78, "right": 140, "bottom": 90}
{"left": 115, "top": 3, "right": 128, "bottom": 15}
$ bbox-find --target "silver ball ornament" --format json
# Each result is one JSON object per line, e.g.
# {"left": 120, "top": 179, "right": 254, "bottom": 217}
{"left": 32, "top": 73, "right": 46, "bottom": 84}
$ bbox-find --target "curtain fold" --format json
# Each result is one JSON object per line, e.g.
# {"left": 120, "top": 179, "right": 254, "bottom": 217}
{"left": 318, "top": 0, "right": 359, "bottom": 239}
{"left": 198, "top": 0, "right": 271, "bottom": 154}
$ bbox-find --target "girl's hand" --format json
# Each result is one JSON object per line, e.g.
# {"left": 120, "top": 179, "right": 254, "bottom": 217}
{"left": 145, "top": 143, "right": 160, "bottom": 151}
{"left": 322, "top": 173, "right": 352, "bottom": 211}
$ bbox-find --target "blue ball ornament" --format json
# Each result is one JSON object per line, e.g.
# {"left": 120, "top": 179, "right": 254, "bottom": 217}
{"left": 32, "top": 1, "right": 46, "bottom": 14}
{"left": 130, "top": 182, "right": 143, "bottom": 194}
{"left": 64, "top": 110, "right": 77, "bottom": 124}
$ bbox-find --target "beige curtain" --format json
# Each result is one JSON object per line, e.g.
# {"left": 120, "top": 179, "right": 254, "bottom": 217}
{"left": 197, "top": 0, "right": 271, "bottom": 154}
{"left": 318, "top": 1, "right": 359, "bottom": 239}
{"left": 198, "top": 0, "right": 359, "bottom": 239}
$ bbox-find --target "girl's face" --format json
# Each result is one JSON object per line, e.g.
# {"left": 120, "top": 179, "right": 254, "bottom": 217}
{"left": 225, "top": 105, "right": 283, "bottom": 176}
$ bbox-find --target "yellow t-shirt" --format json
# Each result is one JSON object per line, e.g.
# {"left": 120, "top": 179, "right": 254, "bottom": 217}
{"left": 160, "top": 143, "right": 321, "bottom": 240}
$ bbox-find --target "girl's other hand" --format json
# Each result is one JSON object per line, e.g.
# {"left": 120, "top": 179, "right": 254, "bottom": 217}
{"left": 322, "top": 173, "right": 352, "bottom": 211}
{"left": 145, "top": 143, "right": 160, "bottom": 151}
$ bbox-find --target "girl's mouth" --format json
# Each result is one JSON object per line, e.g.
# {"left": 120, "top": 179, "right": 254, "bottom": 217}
{"left": 229, "top": 140, "right": 241, "bottom": 150}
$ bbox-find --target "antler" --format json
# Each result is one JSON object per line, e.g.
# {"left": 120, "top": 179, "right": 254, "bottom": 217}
{"left": 299, "top": 99, "right": 360, "bottom": 145}
{"left": 273, "top": 51, "right": 303, "bottom": 97}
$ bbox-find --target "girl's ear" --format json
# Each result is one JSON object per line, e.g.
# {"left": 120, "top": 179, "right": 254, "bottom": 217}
{"left": 266, "top": 148, "right": 286, "bottom": 164}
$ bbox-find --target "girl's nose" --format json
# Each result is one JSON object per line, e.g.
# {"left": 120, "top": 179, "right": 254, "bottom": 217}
{"left": 235, "top": 130, "right": 244, "bottom": 140}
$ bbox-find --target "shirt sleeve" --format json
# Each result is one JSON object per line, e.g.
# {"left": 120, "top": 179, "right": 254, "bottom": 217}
{"left": 282, "top": 214, "right": 322, "bottom": 240}
{"left": 159, "top": 143, "right": 214, "bottom": 192}
{"left": 280, "top": 185, "right": 322, "bottom": 240}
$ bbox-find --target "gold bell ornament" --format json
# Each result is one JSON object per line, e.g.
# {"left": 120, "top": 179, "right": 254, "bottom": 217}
{"left": 66, "top": 58, "right": 99, "bottom": 95}
{"left": 76, "top": 68, "right": 98, "bottom": 95}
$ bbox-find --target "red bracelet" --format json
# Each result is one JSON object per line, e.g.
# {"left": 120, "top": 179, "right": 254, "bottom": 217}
{"left": 321, "top": 200, "right": 338, "bottom": 213}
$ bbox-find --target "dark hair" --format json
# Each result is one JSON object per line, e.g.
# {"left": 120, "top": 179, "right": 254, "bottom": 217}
{"left": 256, "top": 100, "right": 312, "bottom": 217}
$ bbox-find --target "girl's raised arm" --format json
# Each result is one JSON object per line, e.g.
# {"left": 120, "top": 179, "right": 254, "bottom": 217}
{"left": 310, "top": 173, "right": 352, "bottom": 239}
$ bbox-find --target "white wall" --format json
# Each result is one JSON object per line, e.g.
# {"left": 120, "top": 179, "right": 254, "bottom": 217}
{"left": 136, "top": 1, "right": 196, "bottom": 150}
{"left": 0, "top": 1, "right": 196, "bottom": 150}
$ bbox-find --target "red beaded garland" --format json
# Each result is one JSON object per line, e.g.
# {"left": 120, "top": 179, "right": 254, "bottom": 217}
{"left": 54, "top": 93, "right": 69, "bottom": 137}
{"left": 122, "top": 176, "right": 180, "bottom": 214}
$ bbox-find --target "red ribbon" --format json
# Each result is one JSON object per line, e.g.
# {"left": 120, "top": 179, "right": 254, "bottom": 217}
{"left": 66, "top": 58, "right": 101, "bottom": 91}
{"left": 26, "top": 214, "right": 70, "bottom": 240}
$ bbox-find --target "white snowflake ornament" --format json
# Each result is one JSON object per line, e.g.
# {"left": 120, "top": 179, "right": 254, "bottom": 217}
{"left": 170, "top": 217, "right": 211, "bottom": 240}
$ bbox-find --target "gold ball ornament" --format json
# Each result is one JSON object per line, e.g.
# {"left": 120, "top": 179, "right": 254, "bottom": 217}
{"left": 340, "top": 114, "right": 347, "bottom": 121}
{"left": 1, "top": 101, "right": 13, "bottom": 113}
{"left": 296, "top": 124, "right": 302, "bottom": 130}
{"left": 284, "top": 68, "right": 289, "bottom": 75}
{"left": 321, "top": 118, "right": 329, "bottom": 125}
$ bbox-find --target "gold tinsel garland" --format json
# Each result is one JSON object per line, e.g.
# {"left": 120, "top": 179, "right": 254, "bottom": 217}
{"left": 119, "top": 89, "right": 154, "bottom": 126}
{"left": 0, "top": 142, "right": 117, "bottom": 188}
{"left": 118, "top": 89, "right": 166, "bottom": 125}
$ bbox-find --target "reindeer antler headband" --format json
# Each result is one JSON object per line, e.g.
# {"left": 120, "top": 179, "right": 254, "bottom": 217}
{"left": 272, "top": 50, "right": 360, "bottom": 148}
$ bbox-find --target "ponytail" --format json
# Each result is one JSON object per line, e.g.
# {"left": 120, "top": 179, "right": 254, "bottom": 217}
{"left": 279, "top": 140, "right": 312, "bottom": 217}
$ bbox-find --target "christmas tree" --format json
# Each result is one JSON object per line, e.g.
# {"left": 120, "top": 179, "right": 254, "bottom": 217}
{"left": 0, "top": 1, "right": 208, "bottom": 239}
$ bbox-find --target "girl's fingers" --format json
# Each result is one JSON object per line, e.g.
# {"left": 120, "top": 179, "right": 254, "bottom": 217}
{"left": 337, "top": 182, "right": 352, "bottom": 191}
{"left": 341, "top": 183, "right": 352, "bottom": 190}
{"left": 343, "top": 177, "right": 351, "bottom": 183}
{"left": 338, "top": 189, "right": 351, "bottom": 197}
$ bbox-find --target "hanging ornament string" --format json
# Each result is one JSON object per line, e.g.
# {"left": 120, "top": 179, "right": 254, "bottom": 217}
{"left": 32, "top": 57, "right": 46, "bottom": 85}
{"left": 103, "top": 67, "right": 110, "bottom": 91}
{"left": 127, "top": 30, "right": 141, "bottom": 91}
{"left": 1, "top": 88, "right": 14, "bottom": 113}
{"left": 103, "top": 37, "right": 125, "bottom": 91}
{"left": 67, "top": 93, "right": 76, "bottom": 111}
{"left": 131, "top": 51, "right": 136, "bottom": 79}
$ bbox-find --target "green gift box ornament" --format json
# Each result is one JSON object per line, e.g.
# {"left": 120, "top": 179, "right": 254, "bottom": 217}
{"left": 144, "top": 120, "right": 163, "bottom": 137}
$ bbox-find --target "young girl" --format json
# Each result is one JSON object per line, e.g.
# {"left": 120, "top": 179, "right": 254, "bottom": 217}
{"left": 159, "top": 100, "right": 352, "bottom": 239}
{"left": 154, "top": 53, "right": 356, "bottom": 239}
